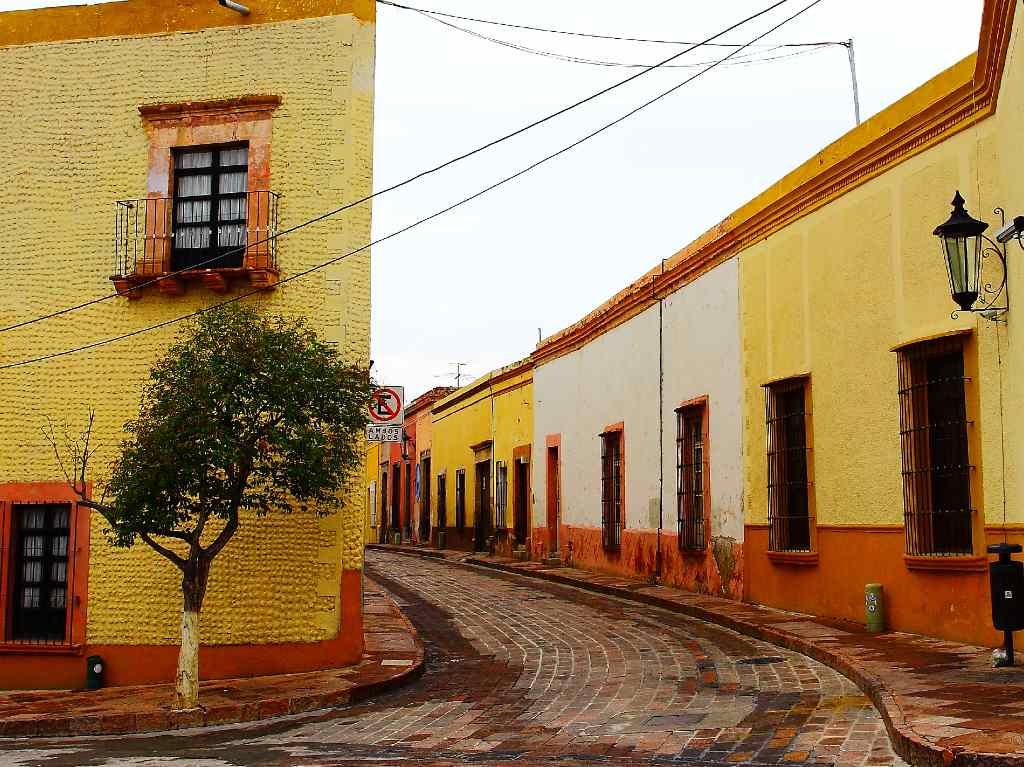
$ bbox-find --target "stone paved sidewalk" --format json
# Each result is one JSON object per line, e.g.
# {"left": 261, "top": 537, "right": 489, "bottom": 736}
{"left": 369, "top": 543, "right": 1024, "bottom": 767}
{"left": 0, "top": 576, "right": 423, "bottom": 738}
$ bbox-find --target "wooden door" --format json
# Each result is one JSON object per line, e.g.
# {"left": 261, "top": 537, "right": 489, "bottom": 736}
{"left": 546, "top": 446, "right": 560, "bottom": 554}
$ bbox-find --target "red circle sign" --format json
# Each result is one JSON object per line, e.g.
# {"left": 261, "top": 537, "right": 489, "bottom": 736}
{"left": 368, "top": 387, "right": 402, "bottom": 422}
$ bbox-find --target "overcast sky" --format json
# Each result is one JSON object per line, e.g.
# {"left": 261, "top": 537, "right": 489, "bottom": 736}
{"left": 2, "top": 0, "right": 985, "bottom": 398}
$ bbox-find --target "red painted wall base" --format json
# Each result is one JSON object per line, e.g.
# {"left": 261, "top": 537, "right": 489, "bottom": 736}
{"left": 0, "top": 569, "right": 365, "bottom": 690}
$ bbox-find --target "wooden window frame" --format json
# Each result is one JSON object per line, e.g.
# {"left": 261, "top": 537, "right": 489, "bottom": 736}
{"left": 676, "top": 398, "right": 710, "bottom": 552}
{"left": 764, "top": 377, "right": 816, "bottom": 555}
{"left": 436, "top": 472, "right": 448, "bottom": 530}
{"left": 171, "top": 142, "right": 249, "bottom": 271}
{"left": 600, "top": 423, "right": 625, "bottom": 551}
{"left": 455, "top": 469, "right": 466, "bottom": 531}
{"left": 0, "top": 483, "right": 91, "bottom": 653}
{"left": 897, "top": 335, "right": 978, "bottom": 558}
{"left": 495, "top": 461, "right": 508, "bottom": 531}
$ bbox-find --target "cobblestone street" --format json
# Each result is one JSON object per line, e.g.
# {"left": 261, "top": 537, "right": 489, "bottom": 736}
{"left": 1, "top": 550, "right": 906, "bottom": 766}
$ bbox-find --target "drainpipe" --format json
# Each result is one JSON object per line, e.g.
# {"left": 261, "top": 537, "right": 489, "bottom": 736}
{"left": 655, "top": 260, "right": 665, "bottom": 583}
{"left": 490, "top": 377, "right": 497, "bottom": 554}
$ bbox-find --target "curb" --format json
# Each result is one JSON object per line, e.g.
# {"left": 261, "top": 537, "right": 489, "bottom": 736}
{"left": 1, "top": 580, "right": 425, "bottom": 739}
{"left": 368, "top": 544, "right": 1001, "bottom": 767}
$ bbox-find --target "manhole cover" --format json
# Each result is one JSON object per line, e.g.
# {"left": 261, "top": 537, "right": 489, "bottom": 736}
{"left": 737, "top": 656, "right": 785, "bottom": 665}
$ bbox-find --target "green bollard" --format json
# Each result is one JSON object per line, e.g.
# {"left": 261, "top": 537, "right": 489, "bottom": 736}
{"left": 865, "top": 583, "right": 885, "bottom": 633}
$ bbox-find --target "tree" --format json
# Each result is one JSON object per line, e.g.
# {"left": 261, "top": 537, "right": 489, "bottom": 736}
{"left": 47, "top": 304, "right": 373, "bottom": 709}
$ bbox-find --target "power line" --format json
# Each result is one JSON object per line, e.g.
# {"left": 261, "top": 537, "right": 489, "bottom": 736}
{"left": 418, "top": 10, "right": 837, "bottom": 70}
{"left": 377, "top": 0, "right": 842, "bottom": 48}
{"left": 0, "top": 0, "right": 826, "bottom": 370}
{"left": 0, "top": 0, "right": 796, "bottom": 334}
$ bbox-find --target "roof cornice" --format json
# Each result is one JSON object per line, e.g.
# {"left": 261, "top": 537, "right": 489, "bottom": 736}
{"left": 533, "top": 0, "right": 1015, "bottom": 368}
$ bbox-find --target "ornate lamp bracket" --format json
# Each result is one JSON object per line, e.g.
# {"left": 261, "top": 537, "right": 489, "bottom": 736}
{"left": 952, "top": 207, "right": 1011, "bottom": 322}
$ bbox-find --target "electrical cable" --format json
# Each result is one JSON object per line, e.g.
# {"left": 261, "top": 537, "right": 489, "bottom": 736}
{"left": 419, "top": 11, "right": 836, "bottom": 70}
{"left": 0, "top": 0, "right": 827, "bottom": 371}
{"left": 376, "top": 0, "right": 843, "bottom": 48}
{"left": 0, "top": 0, "right": 798, "bottom": 334}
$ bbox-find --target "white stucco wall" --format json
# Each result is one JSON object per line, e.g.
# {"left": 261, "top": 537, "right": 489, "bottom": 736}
{"left": 532, "top": 258, "right": 743, "bottom": 543}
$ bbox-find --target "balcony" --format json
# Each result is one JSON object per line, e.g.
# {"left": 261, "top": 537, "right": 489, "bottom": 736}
{"left": 111, "top": 191, "right": 280, "bottom": 298}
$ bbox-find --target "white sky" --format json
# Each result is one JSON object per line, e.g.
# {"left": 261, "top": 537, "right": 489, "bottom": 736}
{"left": 1, "top": 0, "right": 985, "bottom": 398}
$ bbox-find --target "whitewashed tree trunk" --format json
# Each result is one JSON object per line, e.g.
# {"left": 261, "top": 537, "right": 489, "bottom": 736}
{"left": 175, "top": 609, "right": 200, "bottom": 709}
{"left": 174, "top": 559, "right": 209, "bottom": 710}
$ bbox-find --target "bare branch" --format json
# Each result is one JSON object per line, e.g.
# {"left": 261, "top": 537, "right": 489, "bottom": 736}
{"left": 43, "top": 417, "right": 74, "bottom": 490}
{"left": 139, "top": 531, "right": 187, "bottom": 571}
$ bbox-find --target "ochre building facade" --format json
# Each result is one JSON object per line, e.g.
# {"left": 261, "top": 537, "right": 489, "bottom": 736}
{"left": 0, "top": 0, "right": 375, "bottom": 688}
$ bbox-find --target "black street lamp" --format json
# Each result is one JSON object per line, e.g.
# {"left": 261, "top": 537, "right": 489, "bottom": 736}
{"left": 932, "top": 191, "right": 1012, "bottom": 318}
{"left": 933, "top": 191, "right": 989, "bottom": 312}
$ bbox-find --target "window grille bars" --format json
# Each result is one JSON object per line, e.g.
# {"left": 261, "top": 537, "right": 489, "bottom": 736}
{"left": 437, "top": 473, "right": 448, "bottom": 530}
{"left": 898, "top": 337, "right": 974, "bottom": 556}
{"left": 766, "top": 379, "right": 812, "bottom": 552}
{"left": 495, "top": 461, "right": 508, "bottom": 530}
{"left": 677, "top": 407, "right": 706, "bottom": 551}
{"left": 455, "top": 469, "right": 466, "bottom": 530}
{"left": 601, "top": 432, "right": 623, "bottom": 550}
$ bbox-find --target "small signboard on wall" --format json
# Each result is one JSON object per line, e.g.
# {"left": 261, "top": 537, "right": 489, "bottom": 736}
{"left": 367, "top": 386, "right": 404, "bottom": 442}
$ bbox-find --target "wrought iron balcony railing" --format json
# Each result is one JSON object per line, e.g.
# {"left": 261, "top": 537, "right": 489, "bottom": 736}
{"left": 112, "top": 191, "right": 280, "bottom": 296}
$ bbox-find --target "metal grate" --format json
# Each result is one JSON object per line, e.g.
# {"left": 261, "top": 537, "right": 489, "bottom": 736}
{"left": 898, "top": 337, "right": 974, "bottom": 556}
{"left": 495, "top": 461, "right": 508, "bottom": 531}
{"left": 437, "top": 473, "right": 447, "bottom": 530}
{"left": 766, "top": 379, "right": 812, "bottom": 552}
{"left": 113, "top": 190, "right": 279, "bottom": 278}
{"left": 11, "top": 504, "right": 73, "bottom": 644}
{"left": 601, "top": 431, "right": 623, "bottom": 550}
{"left": 677, "top": 407, "right": 706, "bottom": 551}
{"left": 455, "top": 469, "right": 466, "bottom": 530}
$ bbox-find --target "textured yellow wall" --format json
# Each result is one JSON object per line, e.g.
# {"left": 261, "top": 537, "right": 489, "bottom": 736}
{"left": 0, "top": 12, "right": 374, "bottom": 645}
{"left": 430, "top": 364, "right": 533, "bottom": 530}
{"left": 739, "top": 33, "right": 1022, "bottom": 538}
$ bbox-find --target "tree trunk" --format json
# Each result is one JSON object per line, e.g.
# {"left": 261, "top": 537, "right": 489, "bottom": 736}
{"left": 175, "top": 558, "right": 210, "bottom": 710}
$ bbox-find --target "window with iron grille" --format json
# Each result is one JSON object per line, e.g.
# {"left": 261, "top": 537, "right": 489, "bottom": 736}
{"left": 765, "top": 379, "right": 813, "bottom": 552}
{"left": 676, "top": 405, "right": 707, "bottom": 551}
{"left": 437, "top": 473, "right": 448, "bottom": 529}
{"left": 898, "top": 336, "right": 974, "bottom": 556}
{"left": 495, "top": 461, "right": 508, "bottom": 530}
{"left": 455, "top": 469, "right": 466, "bottom": 530}
{"left": 11, "top": 504, "right": 71, "bottom": 642}
{"left": 601, "top": 430, "right": 623, "bottom": 550}
{"left": 172, "top": 144, "right": 249, "bottom": 271}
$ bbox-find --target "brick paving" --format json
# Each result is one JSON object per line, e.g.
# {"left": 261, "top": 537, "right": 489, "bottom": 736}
{"left": 0, "top": 577, "right": 422, "bottom": 738}
{"left": 422, "top": 546, "right": 1024, "bottom": 767}
{"left": 1, "top": 549, "right": 908, "bottom": 766}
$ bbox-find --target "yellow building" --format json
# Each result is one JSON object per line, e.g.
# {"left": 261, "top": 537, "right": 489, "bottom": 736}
{"left": 429, "top": 360, "right": 533, "bottom": 556}
{"left": 641, "top": 0, "right": 1019, "bottom": 645}
{"left": 0, "top": 0, "right": 375, "bottom": 688}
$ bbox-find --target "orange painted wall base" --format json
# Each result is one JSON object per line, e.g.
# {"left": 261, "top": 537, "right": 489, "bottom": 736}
{"left": 0, "top": 569, "right": 365, "bottom": 690}
{"left": 745, "top": 525, "right": 1016, "bottom": 647}
{"left": 531, "top": 525, "right": 744, "bottom": 600}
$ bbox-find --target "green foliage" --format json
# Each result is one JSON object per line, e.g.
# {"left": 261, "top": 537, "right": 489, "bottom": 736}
{"left": 101, "top": 303, "right": 373, "bottom": 551}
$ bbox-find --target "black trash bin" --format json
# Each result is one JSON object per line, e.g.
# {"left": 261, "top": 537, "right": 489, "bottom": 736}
{"left": 988, "top": 543, "right": 1024, "bottom": 664}
{"left": 85, "top": 655, "right": 104, "bottom": 690}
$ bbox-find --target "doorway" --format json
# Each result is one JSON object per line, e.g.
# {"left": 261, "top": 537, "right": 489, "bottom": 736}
{"left": 474, "top": 460, "right": 492, "bottom": 552}
{"left": 419, "top": 457, "right": 432, "bottom": 542}
{"left": 546, "top": 445, "right": 560, "bottom": 555}
{"left": 514, "top": 458, "right": 530, "bottom": 547}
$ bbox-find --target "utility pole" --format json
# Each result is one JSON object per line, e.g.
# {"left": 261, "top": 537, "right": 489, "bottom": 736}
{"left": 845, "top": 38, "right": 862, "bottom": 126}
